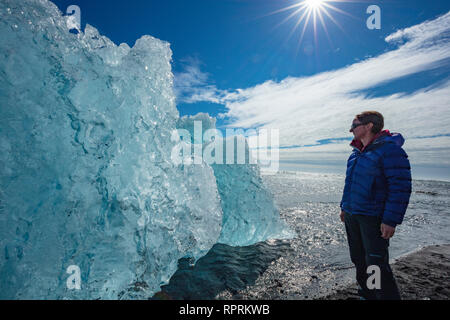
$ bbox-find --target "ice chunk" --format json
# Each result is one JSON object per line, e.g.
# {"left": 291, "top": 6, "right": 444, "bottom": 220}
{"left": 177, "top": 113, "right": 295, "bottom": 246}
{"left": 0, "top": 0, "right": 292, "bottom": 299}
{"left": 0, "top": 0, "right": 223, "bottom": 299}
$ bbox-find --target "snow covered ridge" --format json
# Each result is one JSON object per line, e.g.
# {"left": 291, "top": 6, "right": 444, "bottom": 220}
{"left": 0, "top": 0, "right": 294, "bottom": 299}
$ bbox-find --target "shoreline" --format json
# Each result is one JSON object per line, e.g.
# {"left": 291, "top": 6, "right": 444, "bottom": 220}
{"left": 319, "top": 244, "right": 450, "bottom": 300}
{"left": 269, "top": 169, "right": 450, "bottom": 184}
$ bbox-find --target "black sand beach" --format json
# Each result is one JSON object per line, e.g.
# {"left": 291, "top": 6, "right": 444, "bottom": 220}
{"left": 321, "top": 244, "right": 450, "bottom": 300}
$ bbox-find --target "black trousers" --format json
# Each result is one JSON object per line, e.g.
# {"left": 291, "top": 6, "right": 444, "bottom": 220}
{"left": 344, "top": 211, "right": 401, "bottom": 300}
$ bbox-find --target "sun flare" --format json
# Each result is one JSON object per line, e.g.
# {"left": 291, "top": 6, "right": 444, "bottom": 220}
{"left": 305, "top": 0, "right": 326, "bottom": 9}
{"left": 268, "top": 0, "right": 354, "bottom": 54}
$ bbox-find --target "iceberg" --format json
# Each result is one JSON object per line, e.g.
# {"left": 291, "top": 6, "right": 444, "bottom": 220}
{"left": 0, "top": 0, "right": 293, "bottom": 299}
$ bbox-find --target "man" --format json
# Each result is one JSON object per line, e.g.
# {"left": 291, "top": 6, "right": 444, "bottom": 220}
{"left": 340, "top": 111, "right": 412, "bottom": 300}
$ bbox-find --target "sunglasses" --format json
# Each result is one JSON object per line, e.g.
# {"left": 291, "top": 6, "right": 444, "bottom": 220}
{"left": 350, "top": 122, "right": 366, "bottom": 131}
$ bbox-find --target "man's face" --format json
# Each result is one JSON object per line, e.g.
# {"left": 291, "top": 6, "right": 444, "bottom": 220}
{"left": 350, "top": 118, "right": 369, "bottom": 139}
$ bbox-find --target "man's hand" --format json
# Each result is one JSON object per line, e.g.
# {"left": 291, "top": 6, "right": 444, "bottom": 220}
{"left": 340, "top": 210, "right": 345, "bottom": 222}
{"left": 380, "top": 223, "right": 396, "bottom": 239}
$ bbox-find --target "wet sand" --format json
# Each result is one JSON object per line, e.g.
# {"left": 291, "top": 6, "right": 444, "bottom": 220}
{"left": 321, "top": 244, "right": 450, "bottom": 300}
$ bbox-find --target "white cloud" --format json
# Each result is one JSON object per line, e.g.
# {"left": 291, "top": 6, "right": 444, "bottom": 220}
{"left": 173, "top": 57, "right": 228, "bottom": 104}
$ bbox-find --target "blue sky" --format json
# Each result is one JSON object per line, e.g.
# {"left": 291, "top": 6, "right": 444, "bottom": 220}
{"left": 51, "top": 0, "right": 450, "bottom": 180}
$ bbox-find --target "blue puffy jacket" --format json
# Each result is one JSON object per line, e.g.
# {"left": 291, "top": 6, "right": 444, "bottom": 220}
{"left": 340, "top": 131, "right": 412, "bottom": 227}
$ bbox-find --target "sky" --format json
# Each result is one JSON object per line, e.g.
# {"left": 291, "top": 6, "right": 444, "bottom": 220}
{"left": 51, "top": 0, "right": 450, "bottom": 181}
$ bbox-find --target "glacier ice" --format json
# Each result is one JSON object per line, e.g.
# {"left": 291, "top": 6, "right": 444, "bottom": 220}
{"left": 0, "top": 0, "right": 293, "bottom": 299}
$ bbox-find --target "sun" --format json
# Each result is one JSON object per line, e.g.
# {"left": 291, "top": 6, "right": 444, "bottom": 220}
{"left": 305, "top": 0, "right": 326, "bottom": 9}
{"left": 267, "top": 0, "right": 355, "bottom": 54}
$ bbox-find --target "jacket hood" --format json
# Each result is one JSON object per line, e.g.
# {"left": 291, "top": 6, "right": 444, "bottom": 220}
{"left": 350, "top": 130, "right": 405, "bottom": 151}
{"left": 379, "top": 132, "right": 405, "bottom": 147}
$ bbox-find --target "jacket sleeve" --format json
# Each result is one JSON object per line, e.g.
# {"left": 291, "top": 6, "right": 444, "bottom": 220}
{"left": 340, "top": 154, "right": 353, "bottom": 212}
{"left": 382, "top": 145, "right": 412, "bottom": 227}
